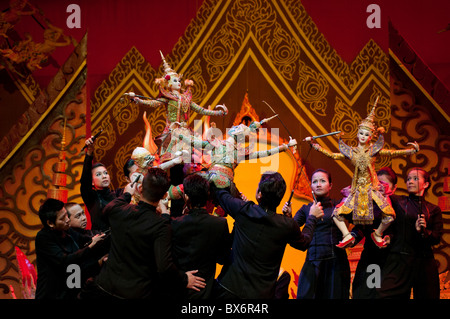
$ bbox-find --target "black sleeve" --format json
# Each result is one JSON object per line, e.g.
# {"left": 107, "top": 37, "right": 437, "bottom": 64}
{"left": 288, "top": 216, "right": 318, "bottom": 251}
{"left": 215, "top": 218, "right": 232, "bottom": 265}
{"left": 80, "top": 154, "right": 95, "bottom": 206}
{"left": 103, "top": 192, "right": 132, "bottom": 217}
{"left": 293, "top": 204, "right": 309, "bottom": 227}
{"left": 422, "top": 203, "right": 443, "bottom": 246}
{"left": 154, "top": 219, "right": 188, "bottom": 289}
{"left": 35, "top": 231, "right": 95, "bottom": 268}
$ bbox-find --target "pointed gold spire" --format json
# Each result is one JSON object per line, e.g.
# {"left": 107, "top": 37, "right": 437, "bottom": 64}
{"left": 359, "top": 95, "right": 380, "bottom": 132}
{"left": 159, "top": 50, "right": 179, "bottom": 79}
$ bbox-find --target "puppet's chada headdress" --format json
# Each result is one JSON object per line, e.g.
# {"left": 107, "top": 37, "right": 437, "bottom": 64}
{"left": 358, "top": 96, "right": 380, "bottom": 133}
{"left": 157, "top": 51, "right": 193, "bottom": 88}
{"left": 160, "top": 51, "right": 179, "bottom": 80}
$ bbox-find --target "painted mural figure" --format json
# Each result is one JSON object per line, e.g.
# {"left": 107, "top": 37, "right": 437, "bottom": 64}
{"left": 126, "top": 51, "right": 228, "bottom": 160}
{"left": 304, "top": 97, "right": 420, "bottom": 248}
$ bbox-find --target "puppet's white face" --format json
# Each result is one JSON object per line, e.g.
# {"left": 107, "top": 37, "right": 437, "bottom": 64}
{"left": 357, "top": 128, "right": 372, "bottom": 145}
{"left": 168, "top": 76, "right": 181, "bottom": 91}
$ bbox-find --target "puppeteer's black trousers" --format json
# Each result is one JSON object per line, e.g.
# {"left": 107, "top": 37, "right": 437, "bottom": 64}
{"left": 377, "top": 253, "right": 440, "bottom": 299}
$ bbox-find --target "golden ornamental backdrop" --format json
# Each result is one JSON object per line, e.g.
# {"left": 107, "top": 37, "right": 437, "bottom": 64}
{"left": 0, "top": 0, "right": 448, "bottom": 299}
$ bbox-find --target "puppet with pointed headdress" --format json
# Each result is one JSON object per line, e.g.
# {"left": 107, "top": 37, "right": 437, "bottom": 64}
{"left": 304, "top": 97, "right": 420, "bottom": 248}
{"left": 126, "top": 51, "right": 228, "bottom": 160}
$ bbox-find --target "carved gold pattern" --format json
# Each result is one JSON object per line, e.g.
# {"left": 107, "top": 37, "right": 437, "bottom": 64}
{"left": 113, "top": 98, "right": 140, "bottom": 136}
{"left": 89, "top": 47, "right": 166, "bottom": 188}
{"left": 90, "top": 47, "right": 156, "bottom": 116}
{"left": 114, "top": 131, "right": 145, "bottom": 188}
{"left": 1, "top": 33, "right": 87, "bottom": 167}
{"left": 93, "top": 114, "right": 116, "bottom": 163}
{"left": 0, "top": 81, "right": 87, "bottom": 299}
{"left": 297, "top": 60, "right": 329, "bottom": 116}
{"left": 203, "top": 0, "right": 300, "bottom": 82}
{"left": 331, "top": 96, "right": 361, "bottom": 143}
{"left": 184, "top": 58, "right": 208, "bottom": 103}
{"left": 2, "top": 0, "right": 448, "bottom": 299}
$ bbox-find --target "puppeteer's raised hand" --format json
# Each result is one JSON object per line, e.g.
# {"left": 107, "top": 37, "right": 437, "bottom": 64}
{"left": 310, "top": 201, "right": 324, "bottom": 220}
{"left": 89, "top": 233, "right": 106, "bottom": 249}
{"left": 157, "top": 194, "right": 170, "bottom": 215}
{"left": 282, "top": 202, "right": 292, "bottom": 218}
{"left": 84, "top": 136, "right": 95, "bottom": 156}
{"left": 415, "top": 214, "right": 427, "bottom": 233}
{"left": 124, "top": 182, "right": 137, "bottom": 197}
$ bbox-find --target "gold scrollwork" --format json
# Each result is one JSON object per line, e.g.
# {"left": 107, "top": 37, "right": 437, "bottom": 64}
{"left": 146, "top": 107, "right": 167, "bottom": 136}
{"left": 331, "top": 96, "right": 361, "bottom": 143}
{"left": 184, "top": 58, "right": 208, "bottom": 103}
{"left": 91, "top": 47, "right": 156, "bottom": 116}
{"left": 297, "top": 60, "right": 329, "bottom": 116}
{"left": 264, "top": 23, "right": 300, "bottom": 81}
{"left": 285, "top": 1, "right": 389, "bottom": 90}
{"left": 203, "top": 26, "right": 238, "bottom": 82}
{"left": 114, "top": 131, "right": 144, "bottom": 187}
{"left": 204, "top": 0, "right": 300, "bottom": 82}
{"left": 93, "top": 115, "right": 116, "bottom": 162}
{"left": 113, "top": 98, "right": 139, "bottom": 135}
{"left": 369, "top": 87, "right": 390, "bottom": 132}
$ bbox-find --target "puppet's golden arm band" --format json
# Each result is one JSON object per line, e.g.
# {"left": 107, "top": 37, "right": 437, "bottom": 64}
{"left": 378, "top": 147, "right": 417, "bottom": 157}
{"left": 311, "top": 142, "right": 345, "bottom": 160}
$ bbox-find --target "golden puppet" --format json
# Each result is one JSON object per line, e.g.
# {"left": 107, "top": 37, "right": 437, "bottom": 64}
{"left": 125, "top": 51, "right": 228, "bottom": 158}
{"left": 304, "top": 97, "right": 419, "bottom": 248}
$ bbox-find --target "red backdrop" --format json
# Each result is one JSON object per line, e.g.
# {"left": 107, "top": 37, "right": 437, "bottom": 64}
{"left": 28, "top": 0, "right": 450, "bottom": 102}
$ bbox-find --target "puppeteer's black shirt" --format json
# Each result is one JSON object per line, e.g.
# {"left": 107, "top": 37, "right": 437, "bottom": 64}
{"left": 80, "top": 154, "right": 123, "bottom": 231}
{"left": 35, "top": 228, "right": 100, "bottom": 299}
{"left": 95, "top": 193, "right": 187, "bottom": 299}
{"left": 215, "top": 188, "right": 318, "bottom": 299}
